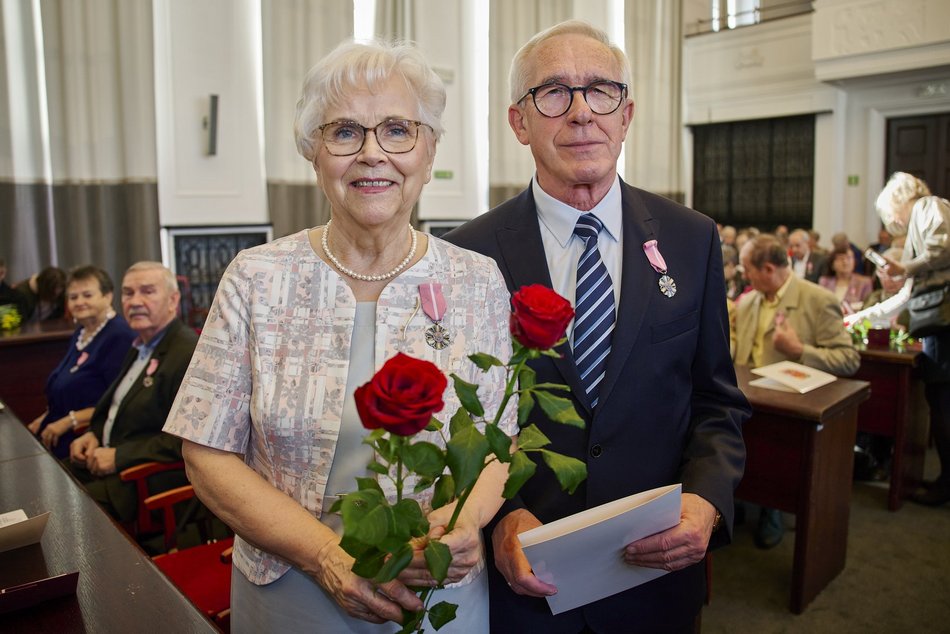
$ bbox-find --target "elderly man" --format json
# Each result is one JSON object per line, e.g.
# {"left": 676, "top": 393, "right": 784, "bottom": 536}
{"left": 734, "top": 234, "right": 859, "bottom": 547}
{"left": 789, "top": 228, "right": 826, "bottom": 282}
{"left": 68, "top": 261, "right": 197, "bottom": 523}
{"left": 446, "top": 20, "right": 749, "bottom": 633}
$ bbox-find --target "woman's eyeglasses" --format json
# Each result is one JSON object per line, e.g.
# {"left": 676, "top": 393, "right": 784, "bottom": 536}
{"left": 318, "top": 119, "right": 431, "bottom": 156}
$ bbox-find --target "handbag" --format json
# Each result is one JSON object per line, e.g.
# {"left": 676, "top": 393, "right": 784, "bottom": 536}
{"left": 907, "top": 283, "right": 950, "bottom": 338}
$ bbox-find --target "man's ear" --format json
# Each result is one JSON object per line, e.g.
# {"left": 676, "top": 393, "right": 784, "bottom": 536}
{"left": 508, "top": 105, "right": 531, "bottom": 146}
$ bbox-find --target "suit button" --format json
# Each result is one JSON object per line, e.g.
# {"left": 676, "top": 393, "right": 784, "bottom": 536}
{"left": 590, "top": 444, "right": 603, "bottom": 458}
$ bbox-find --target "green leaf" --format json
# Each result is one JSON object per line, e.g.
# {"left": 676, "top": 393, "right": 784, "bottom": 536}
{"left": 428, "top": 601, "right": 459, "bottom": 630}
{"left": 485, "top": 424, "right": 512, "bottom": 462}
{"left": 534, "top": 390, "right": 585, "bottom": 429}
{"left": 374, "top": 542, "right": 414, "bottom": 583}
{"left": 339, "top": 490, "right": 386, "bottom": 528}
{"left": 375, "top": 436, "right": 395, "bottom": 463}
{"left": 431, "top": 474, "right": 455, "bottom": 509}
{"left": 327, "top": 497, "right": 343, "bottom": 514}
{"left": 338, "top": 534, "right": 374, "bottom": 560}
{"left": 518, "top": 366, "right": 536, "bottom": 389}
{"left": 540, "top": 348, "right": 563, "bottom": 359}
{"left": 367, "top": 461, "right": 389, "bottom": 475}
{"left": 364, "top": 428, "right": 386, "bottom": 444}
{"left": 451, "top": 373, "right": 485, "bottom": 417}
{"left": 398, "top": 609, "right": 425, "bottom": 634}
{"left": 509, "top": 342, "right": 530, "bottom": 365}
{"left": 539, "top": 449, "right": 588, "bottom": 494}
{"left": 469, "top": 352, "right": 503, "bottom": 371}
{"left": 392, "top": 498, "right": 429, "bottom": 540}
{"left": 351, "top": 547, "right": 387, "bottom": 578}
{"left": 401, "top": 441, "right": 446, "bottom": 479}
{"left": 426, "top": 416, "right": 444, "bottom": 432}
{"left": 424, "top": 539, "right": 452, "bottom": 583}
{"left": 413, "top": 477, "right": 435, "bottom": 493}
{"left": 446, "top": 424, "right": 490, "bottom": 495}
{"left": 350, "top": 503, "right": 393, "bottom": 546}
{"left": 355, "top": 477, "right": 385, "bottom": 496}
{"left": 530, "top": 382, "right": 572, "bottom": 392}
{"left": 502, "top": 450, "right": 536, "bottom": 499}
{"left": 516, "top": 424, "right": 551, "bottom": 451}
{"left": 516, "top": 391, "right": 534, "bottom": 426}
{"left": 449, "top": 408, "right": 474, "bottom": 435}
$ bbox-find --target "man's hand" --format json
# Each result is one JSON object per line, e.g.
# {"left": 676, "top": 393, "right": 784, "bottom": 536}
{"left": 623, "top": 493, "right": 717, "bottom": 571}
{"left": 491, "top": 509, "right": 557, "bottom": 597}
{"left": 87, "top": 447, "right": 117, "bottom": 476}
{"left": 772, "top": 318, "right": 804, "bottom": 359}
{"left": 70, "top": 431, "right": 100, "bottom": 465}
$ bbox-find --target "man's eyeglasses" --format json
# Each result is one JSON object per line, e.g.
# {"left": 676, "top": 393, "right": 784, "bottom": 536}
{"left": 317, "top": 119, "right": 432, "bottom": 156}
{"left": 518, "top": 81, "right": 627, "bottom": 118}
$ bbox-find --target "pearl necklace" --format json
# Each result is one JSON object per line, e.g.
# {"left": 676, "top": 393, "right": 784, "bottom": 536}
{"left": 321, "top": 219, "right": 417, "bottom": 282}
{"left": 76, "top": 312, "right": 114, "bottom": 351}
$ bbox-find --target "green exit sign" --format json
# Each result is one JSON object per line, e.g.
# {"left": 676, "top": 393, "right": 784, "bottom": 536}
{"left": 433, "top": 170, "right": 454, "bottom": 180}
{"left": 847, "top": 175, "right": 860, "bottom": 186}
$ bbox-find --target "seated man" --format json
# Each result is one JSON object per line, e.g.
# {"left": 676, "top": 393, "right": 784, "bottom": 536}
{"left": 734, "top": 234, "right": 859, "bottom": 548}
{"left": 68, "top": 261, "right": 198, "bottom": 523}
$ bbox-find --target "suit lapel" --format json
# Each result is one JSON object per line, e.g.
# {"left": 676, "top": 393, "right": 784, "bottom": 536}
{"left": 595, "top": 182, "right": 657, "bottom": 413}
{"left": 114, "top": 321, "right": 179, "bottom": 422}
{"left": 495, "top": 189, "right": 589, "bottom": 414}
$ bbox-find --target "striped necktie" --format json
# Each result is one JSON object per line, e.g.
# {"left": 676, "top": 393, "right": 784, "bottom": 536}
{"left": 572, "top": 214, "right": 615, "bottom": 409}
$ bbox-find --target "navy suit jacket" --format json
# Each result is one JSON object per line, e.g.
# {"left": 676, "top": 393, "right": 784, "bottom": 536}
{"left": 445, "top": 180, "right": 749, "bottom": 632}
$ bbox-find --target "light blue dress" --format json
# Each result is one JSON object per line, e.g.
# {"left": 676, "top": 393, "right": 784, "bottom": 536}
{"left": 231, "top": 302, "right": 488, "bottom": 633}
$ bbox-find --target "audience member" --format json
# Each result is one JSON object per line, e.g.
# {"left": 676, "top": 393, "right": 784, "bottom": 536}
{"left": 722, "top": 244, "right": 745, "bottom": 301}
{"left": 831, "top": 231, "right": 866, "bottom": 274}
{"left": 0, "top": 258, "right": 17, "bottom": 307}
{"left": 27, "top": 266, "right": 135, "bottom": 458}
{"left": 13, "top": 266, "right": 66, "bottom": 322}
{"left": 774, "top": 224, "right": 789, "bottom": 247}
{"left": 67, "top": 261, "right": 197, "bottom": 522}
{"left": 844, "top": 172, "right": 950, "bottom": 506}
{"left": 818, "top": 245, "right": 873, "bottom": 314}
{"left": 789, "top": 228, "right": 826, "bottom": 283}
{"left": 721, "top": 224, "right": 737, "bottom": 247}
{"left": 734, "top": 234, "right": 859, "bottom": 548}
{"left": 808, "top": 229, "right": 827, "bottom": 255}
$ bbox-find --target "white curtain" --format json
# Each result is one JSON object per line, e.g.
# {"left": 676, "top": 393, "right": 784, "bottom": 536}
{"left": 375, "top": 0, "right": 414, "bottom": 40}
{"left": 261, "top": 0, "right": 353, "bottom": 238}
{"left": 624, "top": 0, "right": 684, "bottom": 201}
{"left": 0, "top": 0, "right": 160, "bottom": 288}
{"left": 488, "top": 0, "right": 571, "bottom": 206}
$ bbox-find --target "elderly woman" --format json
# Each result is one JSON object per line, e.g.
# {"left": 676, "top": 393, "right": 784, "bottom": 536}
{"left": 846, "top": 172, "right": 950, "bottom": 506}
{"left": 164, "top": 41, "right": 515, "bottom": 632}
{"left": 26, "top": 266, "right": 135, "bottom": 458}
{"left": 818, "top": 246, "right": 873, "bottom": 314}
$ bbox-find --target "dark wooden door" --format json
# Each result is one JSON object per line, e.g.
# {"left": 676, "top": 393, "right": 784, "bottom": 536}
{"left": 886, "top": 113, "right": 950, "bottom": 197}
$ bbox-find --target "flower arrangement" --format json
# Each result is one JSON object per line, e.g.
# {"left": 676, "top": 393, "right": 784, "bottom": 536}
{"left": 332, "top": 284, "right": 587, "bottom": 632}
{"left": 845, "top": 317, "right": 914, "bottom": 349}
{"left": 0, "top": 304, "right": 22, "bottom": 331}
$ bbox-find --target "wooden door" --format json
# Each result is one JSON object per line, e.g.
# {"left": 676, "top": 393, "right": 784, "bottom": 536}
{"left": 886, "top": 113, "right": 950, "bottom": 197}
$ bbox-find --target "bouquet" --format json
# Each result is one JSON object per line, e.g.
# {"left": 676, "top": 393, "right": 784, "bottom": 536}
{"left": 331, "top": 285, "right": 587, "bottom": 632}
{"left": 0, "top": 304, "right": 21, "bottom": 331}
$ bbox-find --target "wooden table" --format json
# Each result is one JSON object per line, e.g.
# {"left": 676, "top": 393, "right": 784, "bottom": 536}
{"left": 0, "top": 407, "right": 217, "bottom": 633}
{"left": 855, "top": 345, "right": 928, "bottom": 510}
{"left": 734, "top": 366, "right": 870, "bottom": 614}
{"left": 0, "top": 320, "right": 74, "bottom": 420}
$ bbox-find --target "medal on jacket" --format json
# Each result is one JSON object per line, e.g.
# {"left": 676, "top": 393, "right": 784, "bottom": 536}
{"left": 70, "top": 351, "right": 90, "bottom": 374}
{"left": 643, "top": 240, "right": 676, "bottom": 298}
{"left": 419, "top": 282, "right": 450, "bottom": 350}
{"left": 143, "top": 358, "right": 159, "bottom": 388}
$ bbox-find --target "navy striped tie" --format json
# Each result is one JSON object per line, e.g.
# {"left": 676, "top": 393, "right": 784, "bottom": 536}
{"left": 572, "top": 214, "right": 615, "bottom": 409}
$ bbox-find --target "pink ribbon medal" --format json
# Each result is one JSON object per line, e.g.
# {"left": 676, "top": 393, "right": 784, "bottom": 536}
{"left": 643, "top": 240, "right": 676, "bottom": 298}
{"left": 70, "top": 351, "right": 90, "bottom": 374}
{"left": 419, "top": 282, "right": 450, "bottom": 350}
{"left": 143, "top": 358, "right": 159, "bottom": 388}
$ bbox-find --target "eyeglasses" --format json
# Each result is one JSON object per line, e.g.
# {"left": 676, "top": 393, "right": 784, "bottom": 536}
{"left": 518, "top": 81, "right": 627, "bottom": 118}
{"left": 317, "top": 119, "right": 431, "bottom": 156}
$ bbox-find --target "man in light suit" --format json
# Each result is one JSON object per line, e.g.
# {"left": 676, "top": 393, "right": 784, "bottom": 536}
{"left": 69, "top": 262, "right": 198, "bottom": 522}
{"left": 445, "top": 20, "right": 749, "bottom": 633}
{"left": 734, "top": 234, "right": 859, "bottom": 547}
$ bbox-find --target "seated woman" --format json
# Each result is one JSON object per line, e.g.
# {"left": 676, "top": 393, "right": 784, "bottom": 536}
{"left": 164, "top": 40, "right": 515, "bottom": 632}
{"left": 818, "top": 246, "right": 873, "bottom": 314}
{"left": 13, "top": 266, "right": 67, "bottom": 322}
{"left": 27, "top": 266, "right": 135, "bottom": 458}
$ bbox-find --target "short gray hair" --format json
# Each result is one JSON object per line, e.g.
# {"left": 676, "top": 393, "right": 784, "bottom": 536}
{"left": 509, "top": 20, "right": 632, "bottom": 105}
{"left": 876, "top": 172, "right": 931, "bottom": 226}
{"left": 125, "top": 261, "right": 178, "bottom": 293}
{"left": 294, "top": 40, "right": 446, "bottom": 162}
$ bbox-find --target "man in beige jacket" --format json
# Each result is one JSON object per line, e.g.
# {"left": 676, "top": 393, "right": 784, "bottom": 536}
{"left": 734, "top": 234, "right": 859, "bottom": 548}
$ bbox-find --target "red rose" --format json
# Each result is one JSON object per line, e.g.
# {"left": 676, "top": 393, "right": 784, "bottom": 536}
{"left": 354, "top": 353, "right": 448, "bottom": 436}
{"left": 510, "top": 284, "right": 575, "bottom": 350}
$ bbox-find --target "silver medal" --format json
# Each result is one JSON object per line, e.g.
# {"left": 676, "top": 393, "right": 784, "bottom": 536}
{"left": 425, "top": 323, "right": 450, "bottom": 350}
{"left": 658, "top": 274, "right": 676, "bottom": 298}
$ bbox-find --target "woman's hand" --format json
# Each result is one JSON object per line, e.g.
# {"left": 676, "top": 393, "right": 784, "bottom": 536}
{"left": 40, "top": 416, "right": 71, "bottom": 449}
{"left": 313, "top": 539, "right": 423, "bottom": 624}
{"left": 27, "top": 412, "right": 46, "bottom": 435}
{"left": 399, "top": 502, "right": 482, "bottom": 587}
{"left": 881, "top": 257, "right": 906, "bottom": 277}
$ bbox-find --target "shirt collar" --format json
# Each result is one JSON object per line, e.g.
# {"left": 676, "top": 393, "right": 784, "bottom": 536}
{"left": 533, "top": 174, "right": 622, "bottom": 247}
{"left": 764, "top": 273, "right": 793, "bottom": 306}
{"left": 132, "top": 322, "right": 172, "bottom": 355}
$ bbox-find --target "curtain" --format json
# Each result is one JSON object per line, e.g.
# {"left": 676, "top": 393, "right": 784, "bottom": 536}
{"left": 487, "top": 0, "right": 570, "bottom": 207}
{"left": 375, "top": 0, "right": 414, "bottom": 41}
{"left": 262, "top": 0, "right": 353, "bottom": 239}
{"left": 1, "top": 0, "right": 159, "bottom": 289}
{"left": 624, "top": 0, "right": 684, "bottom": 202}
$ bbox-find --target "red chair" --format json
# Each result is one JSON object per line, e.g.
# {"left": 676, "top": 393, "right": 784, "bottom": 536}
{"left": 146, "top": 484, "right": 233, "bottom": 630}
{"left": 119, "top": 461, "right": 187, "bottom": 537}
